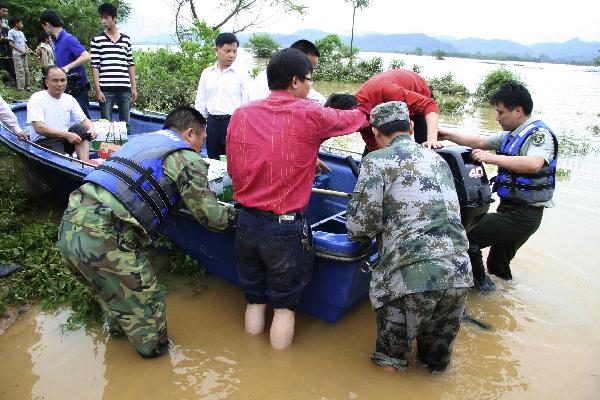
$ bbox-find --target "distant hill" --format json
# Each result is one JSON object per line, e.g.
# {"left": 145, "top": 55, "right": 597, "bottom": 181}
{"left": 136, "top": 30, "right": 600, "bottom": 64}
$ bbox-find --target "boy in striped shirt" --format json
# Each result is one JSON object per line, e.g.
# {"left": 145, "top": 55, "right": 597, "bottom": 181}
{"left": 90, "top": 3, "right": 137, "bottom": 126}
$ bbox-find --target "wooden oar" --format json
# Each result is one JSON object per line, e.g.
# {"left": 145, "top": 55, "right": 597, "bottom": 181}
{"left": 311, "top": 188, "right": 352, "bottom": 198}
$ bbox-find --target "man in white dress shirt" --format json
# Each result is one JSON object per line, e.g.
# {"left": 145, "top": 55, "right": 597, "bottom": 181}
{"left": 251, "top": 39, "right": 326, "bottom": 106}
{"left": 194, "top": 32, "right": 250, "bottom": 159}
{"left": 0, "top": 93, "right": 26, "bottom": 140}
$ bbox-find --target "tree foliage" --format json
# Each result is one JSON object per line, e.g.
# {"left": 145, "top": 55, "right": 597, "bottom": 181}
{"left": 174, "top": 0, "right": 306, "bottom": 38}
{"left": 313, "top": 34, "right": 382, "bottom": 82}
{"left": 432, "top": 49, "right": 446, "bottom": 60}
{"left": 134, "top": 21, "right": 218, "bottom": 113}
{"left": 244, "top": 33, "right": 280, "bottom": 58}
{"left": 344, "top": 0, "right": 371, "bottom": 65}
{"left": 474, "top": 67, "right": 524, "bottom": 104}
{"left": 2, "top": 0, "right": 131, "bottom": 49}
{"left": 388, "top": 58, "right": 405, "bottom": 69}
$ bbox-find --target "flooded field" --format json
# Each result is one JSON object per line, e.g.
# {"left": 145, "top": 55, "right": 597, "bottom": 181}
{"left": 1, "top": 55, "right": 599, "bottom": 399}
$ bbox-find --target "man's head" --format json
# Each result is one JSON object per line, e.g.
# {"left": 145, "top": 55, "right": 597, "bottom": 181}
{"left": 163, "top": 106, "right": 207, "bottom": 153}
{"left": 325, "top": 93, "right": 358, "bottom": 110}
{"left": 0, "top": 5, "right": 8, "bottom": 19}
{"left": 40, "top": 10, "right": 63, "bottom": 34}
{"left": 44, "top": 65, "right": 67, "bottom": 97}
{"left": 489, "top": 82, "right": 533, "bottom": 132}
{"left": 98, "top": 2, "right": 117, "bottom": 29}
{"left": 8, "top": 15, "right": 21, "bottom": 29}
{"left": 370, "top": 101, "right": 413, "bottom": 147}
{"left": 267, "top": 48, "right": 313, "bottom": 99}
{"left": 215, "top": 32, "right": 239, "bottom": 69}
{"left": 290, "top": 39, "right": 320, "bottom": 69}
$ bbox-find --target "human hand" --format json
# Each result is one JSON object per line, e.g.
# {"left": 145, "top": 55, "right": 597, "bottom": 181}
{"left": 422, "top": 139, "right": 444, "bottom": 149}
{"left": 88, "top": 128, "right": 96, "bottom": 140}
{"left": 16, "top": 131, "right": 28, "bottom": 141}
{"left": 65, "top": 131, "right": 83, "bottom": 144}
{"left": 315, "top": 158, "right": 332, "bottom": 175}
{"left": 131, "top": 88, "right": 138, "bottom": 103}
{"left": 96, "top": 90, "right": 106, "bottom": 103}
{"left": 437, "top": 128, "right": 453, "bottom": 141}
{"left": 470, "top": 148, "right": 496, "bottom": 164}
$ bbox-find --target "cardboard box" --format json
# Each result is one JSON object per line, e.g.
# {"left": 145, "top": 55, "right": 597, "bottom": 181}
{"left": 91, "top": 120, "right": 128, "bottom": 151}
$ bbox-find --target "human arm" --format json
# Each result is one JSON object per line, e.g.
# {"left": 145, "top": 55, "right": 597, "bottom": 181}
{"left": 313, "top": 102, "right": 371, "bottom": 142}
{"left": 164, "top": 151, "right": 237, "bottom": 231}
{"left": 422, "top": 111, "right": 444, "bottom": 149}
{"left": 61, "top": 51, "right": 90, "bottom": 73}
{"left": 80, "top": 118, "right": 96, "bottom": 140}
{"left": 194, "top": 71, "right": 208, "bottom": 117}
{"left": 0, "top": 95, "right": 26, "bottom": 140}
{"left": 346, "top": 156, "right": 384, "bottom": 241}
{"left": 470, "top": 149, "right": 545, "bottom": 174}
{"left": 128, "top": 65, "right": 137, "bottom": 103}
{"left": 437, "top": 127, "right": 493, "bottom": 150}
{"left": 31, "top": 121, "right": 82, "bottom": 143}
{"left": 91, "top": 67, "right": 105, "bottom": 103}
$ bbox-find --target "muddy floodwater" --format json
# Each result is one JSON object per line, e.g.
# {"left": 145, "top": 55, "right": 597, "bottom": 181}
{"left": 1, "top": 56, "right": 600, "bottom": 399}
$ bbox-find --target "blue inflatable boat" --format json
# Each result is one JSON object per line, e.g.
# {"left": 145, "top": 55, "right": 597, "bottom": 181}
{"left": 0, "top": 101, "right": 491, "bottom": 322}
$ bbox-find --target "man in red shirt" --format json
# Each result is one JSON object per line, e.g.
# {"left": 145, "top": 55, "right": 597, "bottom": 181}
{"left": 326, "top": 69, "right": 442, "bottom": 152}
{"left": 227, "top": 48, "right": 370, "bottom": 349}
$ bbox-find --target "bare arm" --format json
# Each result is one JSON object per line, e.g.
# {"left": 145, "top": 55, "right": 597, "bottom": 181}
{"left": 438, "top": 127, "right": 492, "bottom": 150}
{"left": 128, "top": 65, "right": 137, "bottom": 102}
{"left": 470, "top": 149, "right": 545, "bottom": 174}
{"left": 62, "top": 51, "right": 91, "bottom": 73}
{"left": 31, "top": 121, "right": 82, "bottom": 144}
{"left": 91, "top": 67, "right": 105, "bottom": 102}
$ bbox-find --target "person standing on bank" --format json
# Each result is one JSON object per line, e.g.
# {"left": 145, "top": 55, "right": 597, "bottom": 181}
{"left": 346, "top": 101, "right": 472, "bottom": 373}
{"left": 7, "top": 16, "right": 32, "bottom": 92}
{"left": 227, "top": 48, "right": 371, "bottom": 349}
{"left": 40, "top": 10, "right": 92, "bottom": 118}
{"left": 58, "top": 106, "right": 238, "bottom": 358}
{"left": 194, "top": 32, "right": 250, "bottom": 159}
{"left": 0, "top": 4, "right": 16, "bottom": 86}
{"left": 91, "top": 3, "right": 137, "bottom": 127}
{"left": 35, "top": 32, "right": 55, "bottom": 71}
{"left": 438, "top": 82, "right": 558, "bottom": 292}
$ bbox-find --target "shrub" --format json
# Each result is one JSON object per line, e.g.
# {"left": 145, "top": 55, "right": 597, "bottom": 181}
{"left": 244, "top": 33, "right": 280, "bottom": 58}
{"left": 313, "top": 34, "right": 382, "bottom": 82}
{"left": 388, "top": 58, "right": 405, "bottom": 69}
{"left": 411, "top": 64, "right": 422, "bottom": 74}
{"left": 432, "top": 49, "right": 446, "bottom": 60}
{"left": 427, "top": 73, "right": 469, "bottom": 96}
{"left": 474, "top": 67, "right": 524, "bottom": 104}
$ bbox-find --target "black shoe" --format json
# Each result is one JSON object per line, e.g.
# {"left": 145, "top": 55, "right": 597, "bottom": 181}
{"left": 473, "top": 274, "right": 496, "bottom": 293}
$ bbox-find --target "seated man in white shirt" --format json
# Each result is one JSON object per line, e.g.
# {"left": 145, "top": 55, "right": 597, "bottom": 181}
{"left": 27, "top": 65, "right": 95, "bottom": 162}
{"left": 251, "top": 39, "right": 326, "bottom": 106}
{"left": 194, "top": 32, "right": 251, "bottom": 159}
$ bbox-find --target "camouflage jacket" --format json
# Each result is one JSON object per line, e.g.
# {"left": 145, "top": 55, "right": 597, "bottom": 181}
{"left": 346, "top": 135, "right": 473, "bottom": 309}
{"left": 62, "top": 150, "right": 238, "bottom": 247}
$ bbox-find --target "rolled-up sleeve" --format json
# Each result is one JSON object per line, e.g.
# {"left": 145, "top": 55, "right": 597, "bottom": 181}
{"left": 0, "top": 95, "right": 22, "bottom": 134}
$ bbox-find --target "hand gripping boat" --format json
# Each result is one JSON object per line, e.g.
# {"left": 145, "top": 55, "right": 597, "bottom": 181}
{"left": 0, "top": 101, "right": 491, "bottom": 322}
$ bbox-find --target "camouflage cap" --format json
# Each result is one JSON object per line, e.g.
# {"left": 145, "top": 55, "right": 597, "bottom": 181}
{"left": 370, "top": 101, "right": 410, "bottom": 127}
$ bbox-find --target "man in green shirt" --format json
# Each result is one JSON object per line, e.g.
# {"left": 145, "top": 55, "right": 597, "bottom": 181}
{"left": 58, "top": 106, "right": 237, "bottom": 358}
{"left": 346, "top": 101, "right": 472, "bottom": 373}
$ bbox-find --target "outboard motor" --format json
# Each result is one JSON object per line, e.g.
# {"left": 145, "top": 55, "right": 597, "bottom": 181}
{"left": 434, "top": 145, "right": 493, "bottom": 232}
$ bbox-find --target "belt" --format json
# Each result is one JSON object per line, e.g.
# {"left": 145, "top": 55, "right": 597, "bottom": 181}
{"left": 208, "top": 114, "right": 231, "bottom": 121}
{"left": 241, "top": 206, "right": 303, "bottom": 222}
{"left": 500, "top": 200, "right": 544, "bottom": 210}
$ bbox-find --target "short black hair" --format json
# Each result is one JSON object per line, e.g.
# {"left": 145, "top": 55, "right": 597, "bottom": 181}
{"left": 98, "top": 2, "right": 117, "bottom": 18}
{"left": 325, "top": 93, "right": 358, "bottom": 109}
{"left": 215, "top": 32, "right": 239, "bottom": 47}
{"left": 163, "top": 106, "right": 206, "bottom": 133}
{"left": 290, "top": 39, "right": 320, "bottom": 58}
{"left": 38, "top": 32, "right": 50, "bottom": 44}
{"left": 43, "top": 65, "right": 63, "bottom": 80}
{"left": 376, "top": 120, "right": 411, "bottom": 136}
{"left": 40, "top": 10, "right": 63, "bottom": 28}
{"left": 0, "top": 4, "right": 7, "bottom": 10}
{"left": 267, "top": 48, "right": 313, "bottom": 90}
{"left": 489, "top": 82, "right": 533, "bottom": 115}
{"left": 8, "top": 15, "right": 21, "bottom": 27}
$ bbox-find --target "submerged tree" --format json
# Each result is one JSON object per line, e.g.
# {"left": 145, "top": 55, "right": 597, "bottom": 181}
{"left": 245, "top": 33, "right": 280, "bottom": 58}
{"left": 173, "top": 0, "right": 306, "bottom": 40}
{"left": 344, "top": 0, "right": 371, "bottom": 66}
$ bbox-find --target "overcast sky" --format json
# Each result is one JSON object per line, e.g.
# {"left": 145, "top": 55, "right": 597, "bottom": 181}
{"left": 122, "top": 0, "right": 600, "bottom": 44}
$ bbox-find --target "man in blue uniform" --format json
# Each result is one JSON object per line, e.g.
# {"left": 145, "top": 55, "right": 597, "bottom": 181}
{"left": 439, "top": 82, "right": 558, "bottom": 291}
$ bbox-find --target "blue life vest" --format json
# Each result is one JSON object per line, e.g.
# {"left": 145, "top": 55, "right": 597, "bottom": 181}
{"left": 492, "top": 120, "right": 558, "bottom": 205}
{"left": 84, "top": 130, "right": 194, "bottom": 238}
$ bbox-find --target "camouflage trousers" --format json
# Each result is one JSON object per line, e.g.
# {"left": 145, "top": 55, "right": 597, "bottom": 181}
{"left": 57, "top": 219, "right": 168, "bottom": 358}
{"left": 372, "top": 288, "right": 467, "bottom": 372}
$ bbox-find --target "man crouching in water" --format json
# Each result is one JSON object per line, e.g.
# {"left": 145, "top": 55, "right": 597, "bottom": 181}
{"left": 346, "top": 101, "right": 473, "bottom": 373}
{"left": 58, "top": 106, "right": 237, "bottom": 358}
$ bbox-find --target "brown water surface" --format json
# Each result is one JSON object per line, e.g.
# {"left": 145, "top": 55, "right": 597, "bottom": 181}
{"left": 1, "top": 152, "right": 599, "bottom": 399}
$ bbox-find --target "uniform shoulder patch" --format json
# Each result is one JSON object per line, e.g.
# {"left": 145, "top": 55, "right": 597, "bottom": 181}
{"left": 531, "top": 130, "right": 545, "bottom": 146}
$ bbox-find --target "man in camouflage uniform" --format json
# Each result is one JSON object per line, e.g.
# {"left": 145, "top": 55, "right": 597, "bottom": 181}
{"left": 58, "top": 106, "right": 237, "bottom": 358}
{"left": 346, "top": 101, "right": 473, "bottom": 373}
